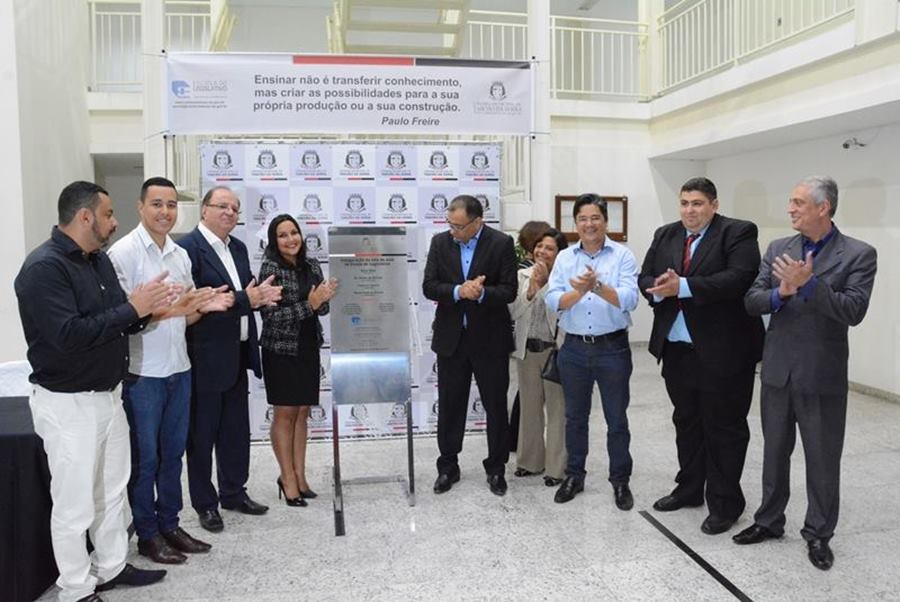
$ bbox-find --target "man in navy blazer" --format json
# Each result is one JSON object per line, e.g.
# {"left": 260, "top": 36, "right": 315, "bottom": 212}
{"left": 423, "top": 195, "right": 518, "bottom": 496}
{"left": 178, "top": 186, "right": 282, "bottom": 532}
{"left": 735, "top": 176, "right": 877, "bottom": 571}
{"left": 639, "top": 177, "right": 764, "bottom": 535}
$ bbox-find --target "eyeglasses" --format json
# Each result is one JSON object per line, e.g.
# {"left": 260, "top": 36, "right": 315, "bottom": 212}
{"left": 575, "top": 215, "right": 605, "bottom": 225}
{"left": 207, "top": 203, "right": 240, "bottom": 214}
{"left": 446, "top": 217, "right": 477, "bottom": 231}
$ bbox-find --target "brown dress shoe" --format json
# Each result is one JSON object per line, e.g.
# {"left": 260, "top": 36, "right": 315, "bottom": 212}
{"left": 163, "top": 526, "right": 212, "bottom": 554}
{"left": 137, "top": 534, "right": 187, "bottom": 565}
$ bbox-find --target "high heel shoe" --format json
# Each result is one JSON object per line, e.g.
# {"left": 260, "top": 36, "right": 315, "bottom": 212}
{"left": 276, "top": 477, "right": 308, "bottom": 507}
{"left": 299, "top": 488, "right": 318, "bottom": 500}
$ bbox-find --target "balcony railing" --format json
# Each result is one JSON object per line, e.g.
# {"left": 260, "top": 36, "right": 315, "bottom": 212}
{"left": 88, "top": 0, "right": 214, "bottom": 92}
{"left": 464, "top": 11, "right": 648, "bottom": 100}
{"left": 658, "top": 0, "right": 856, "bottom": 93}
{"left": 551, "top": 16, "right": 647, "bottom": 100}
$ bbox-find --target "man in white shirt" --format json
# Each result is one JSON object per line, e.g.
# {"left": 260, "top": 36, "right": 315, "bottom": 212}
{"left": 108, "top": 177, "right": 233, "bottom": 564}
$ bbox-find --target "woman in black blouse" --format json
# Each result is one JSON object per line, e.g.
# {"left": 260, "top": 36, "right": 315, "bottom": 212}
{"left": 259, "top": 215, "right": 337, "bottom": 506}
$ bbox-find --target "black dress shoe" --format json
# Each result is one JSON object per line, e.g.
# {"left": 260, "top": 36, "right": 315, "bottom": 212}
{"left": 544, "top": 476, "right": 563, "bottom": 487}
{"left": 95, "top": 563, "right": 167, "bottom": 592}
{"left": 299, "top": 488, "right": 318, "bottom": 499}
{"left": 198, "top": 509, "right": 224, "bottom": 533}
{"left": 433, "top": 470, "right": 460, "bottom": 494}
{"left": 554, "top": 476, "right": 584, "bottom": 503}
{"left": 487, "top": 474, "right": 508, "bottom": 496}
{"left": 732, "top": 523, "right": 781, "bottom": 545}
{"left": 76, "top": 594, "right": 104, "bottom": 602}
{"left": 807, "top": 538, "right": 834, "bottom": 570}
{"left": 222, "top": 497, "right": 269, "bottom": 515}
{"left": 162, "top": 527, "right": 211, "bottom": 554}
{"left": 137, "top": 534, "right": 187, "bottom": 565}
{"left": 613, "top": 483, "right": 633, "bottom": 511}
{"left": 652, "top": 493, "right": 703, "bottom": 512}
{"left": 701, "top": 515, "right": 735, "bottom": 535}
{"left": 514, "top": 467, "right": 543, "bottom": 477}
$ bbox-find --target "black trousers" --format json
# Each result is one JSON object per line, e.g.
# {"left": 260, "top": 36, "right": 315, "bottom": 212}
{"left": 187, "top": 348, "right": 251, "bottom": 512}
{"left": 662, "top": 342, "right": 755, "bottom": 520}
{"left": 436, "top": 329, "right": 510, "bottom": 476}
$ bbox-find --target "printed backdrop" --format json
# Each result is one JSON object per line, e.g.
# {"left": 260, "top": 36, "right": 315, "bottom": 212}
{"left": 200, "top": 141, "right": 502, "bottom": 440}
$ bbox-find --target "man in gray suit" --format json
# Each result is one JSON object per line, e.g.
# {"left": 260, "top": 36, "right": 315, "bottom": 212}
{"left": 733, "top": 176, "right": 877, "bottom": 571}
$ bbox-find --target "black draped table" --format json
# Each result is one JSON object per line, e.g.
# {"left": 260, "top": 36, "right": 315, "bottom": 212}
{"left": 0, "top": 396, "right": 56, "bottom": 602}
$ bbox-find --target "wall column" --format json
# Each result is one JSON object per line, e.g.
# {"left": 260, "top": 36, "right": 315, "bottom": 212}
{"left": 142, "top": 0, "right": 167, "bottom": 179}
{"left": 527, "top": 0, "right": 552, "bottom": 224}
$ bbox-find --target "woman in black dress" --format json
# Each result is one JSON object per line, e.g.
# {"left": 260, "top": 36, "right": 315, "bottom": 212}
{"left": 259, "top": 215, "right": 337, "bottom": 506}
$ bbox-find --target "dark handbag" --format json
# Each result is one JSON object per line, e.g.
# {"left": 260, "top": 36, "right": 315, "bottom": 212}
{"left": 540, "top": 324, "right": 561, "bottom": 384}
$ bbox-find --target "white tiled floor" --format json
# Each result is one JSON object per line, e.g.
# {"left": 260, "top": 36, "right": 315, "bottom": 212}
{"left": 39, "top": 347, "right": 900, "bottom": 601}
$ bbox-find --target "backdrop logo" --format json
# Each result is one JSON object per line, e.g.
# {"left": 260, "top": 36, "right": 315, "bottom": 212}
{"left": 171, "top": 80, "right": 191, "bottom": 97}
{"left": 474, "top": 79, "right": 521, "bottom": 116}
{"left": 488, "top": 81, "right": 507, "bottom": 101}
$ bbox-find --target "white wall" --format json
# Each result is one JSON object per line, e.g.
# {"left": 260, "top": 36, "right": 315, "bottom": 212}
{"left": 550, "top": 116, "right": 701, "bottom": 342}
{"left": 0, "top": 0, "right": 28, "bottom": 363}
{"left": 708, "top": 126, "right": 900, "bottom": 396}
{"left": 15, "top": 0, "right": 94, "bottom": 251}
{"left": 1, "top": 0, "right": 94, "bottom": 362}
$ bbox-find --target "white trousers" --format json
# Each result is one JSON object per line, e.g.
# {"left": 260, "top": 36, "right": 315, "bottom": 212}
{"left": 30, "top": 385, "right": 131, "bottom": 602}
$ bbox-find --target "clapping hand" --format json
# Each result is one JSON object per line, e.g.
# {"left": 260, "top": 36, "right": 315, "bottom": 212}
{"left": 129, "top": 271, "right": 175, "bottom": 317}
{"left": 569, "top": 266, "right": 597, "bottom": 295}
{"left": 646, "top": 268, "right": 679, "bottom": 298}
{"left": 459, "top": 275, "right": 486, "bottom": 300}
{"left": 197, "top": 285, "right": 234, "bottom": 313}
{"left": 309, "top": 278, "right": 338, "bottom": 310}
{"left": 773, "top": 251, "right": 814, "bottom": 297}
{"left": 246, "top": 275, "right": 283, "bottom": 308}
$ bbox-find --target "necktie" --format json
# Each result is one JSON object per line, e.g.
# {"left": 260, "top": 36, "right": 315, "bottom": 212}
{"left": 682, "top": 233, "right": 699, "bottom": 273}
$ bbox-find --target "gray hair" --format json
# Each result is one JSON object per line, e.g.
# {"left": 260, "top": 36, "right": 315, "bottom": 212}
{"left": 201, "top": 186, "right": 236, "bottom": 206}
{"left": 797, "top": 176, "right": 838, "bottom": 217}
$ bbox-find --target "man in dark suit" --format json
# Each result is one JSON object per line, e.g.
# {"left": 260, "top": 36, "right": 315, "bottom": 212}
{"left": 735, "top": 176, "right": 877, "bottom": 571}
{"left": 639, "top": 177, "right": 764, "bottom": 535}
{"left": 178, "top": 186, "right": 282, "bottom": 532}
{"left": 423, "top": 194, "right": 518, "bottom": 496}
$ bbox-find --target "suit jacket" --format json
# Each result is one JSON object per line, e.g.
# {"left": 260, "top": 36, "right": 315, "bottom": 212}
{"left": 178, "top": 227, "right": 262, "bottom": 392}
{"left": 422, "top": 225, "right": 518, "bottom": 357}
{"left": 508, "top": 266, "right": 565, "bottom": 360}
{"left": 744, "top": 225, "right": 876, "bottom": 394}
{"left": 258, "top": 256, "right": 328, "bottom": 355}
{"left": 639, "top": 213, "right": 764, "bottom": 380}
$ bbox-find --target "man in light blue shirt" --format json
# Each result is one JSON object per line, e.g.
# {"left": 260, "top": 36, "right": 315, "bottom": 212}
{"left": 545, "top": 194, "right": 639, "bottom": 508}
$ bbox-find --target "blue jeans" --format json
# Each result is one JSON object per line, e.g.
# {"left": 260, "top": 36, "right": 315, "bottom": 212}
{"left": 123, "top": 370, "right": 191, "bottom": 540}
{"left": 557, "top": 332, "right": 633, "bottom": 484}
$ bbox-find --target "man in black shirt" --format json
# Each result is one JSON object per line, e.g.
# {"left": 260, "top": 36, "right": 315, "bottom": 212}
{"left": 15, "top": 181, "right": 171, "bottom": 602}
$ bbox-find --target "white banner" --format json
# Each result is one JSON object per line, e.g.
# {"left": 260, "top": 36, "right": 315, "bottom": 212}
{"left": 166, "top": 53, "right": 532, "bottom": 135}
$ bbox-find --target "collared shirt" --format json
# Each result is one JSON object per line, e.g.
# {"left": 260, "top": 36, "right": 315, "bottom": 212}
{"left": 451, "top": 225, "right": 485, "bottom": 302}
{"left": 769, "top": 224, "right": 836, "bottom": 312}
{"left": 198, "top": 221, "right": 248, "bottom": 341}
{"left": 452, "top": 225, "right": 485, "bottom": 325}
{"left": 545, "top": 238, "right": 639, "bottom": 336}
{"left": 14, "top": 227, "right": 145, "bottom": 393}
{"left": 664, "top": 223, "right": 710, "bottom": 343}
{"left": 108, "top": 223, "right": 193, "bottom": 377}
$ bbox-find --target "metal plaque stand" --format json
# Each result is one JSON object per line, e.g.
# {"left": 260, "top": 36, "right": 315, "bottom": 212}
{"left": 328, "top": 227, "right": 415, "bottom": 536}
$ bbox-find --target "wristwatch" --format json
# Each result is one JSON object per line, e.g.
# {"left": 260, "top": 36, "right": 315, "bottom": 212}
{"left": 592, "top": 281, "right": 604, "bottom": 295}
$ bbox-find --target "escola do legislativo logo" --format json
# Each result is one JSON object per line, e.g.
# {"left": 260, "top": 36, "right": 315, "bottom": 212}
{"left": 474, "top": 79, "right": 521, "bottom": 116}
{"left": 171, "top": 80, "right": 191, "bottom": 98}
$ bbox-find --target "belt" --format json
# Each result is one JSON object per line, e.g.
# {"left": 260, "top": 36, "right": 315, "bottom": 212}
{"left": 525, "top": 338, "right": 556, "bottom": 353}
{"left": 566, "top": 329, "right": 626, "bottom": 344}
